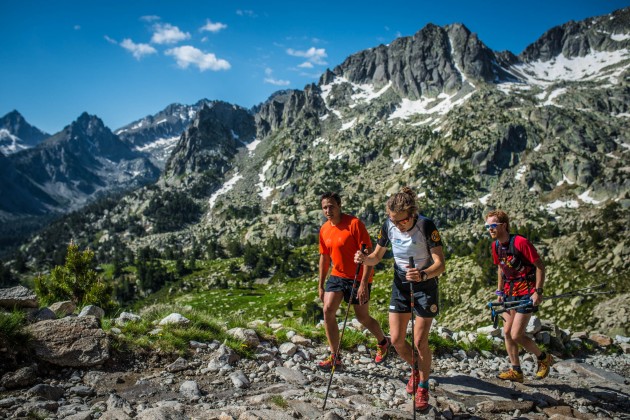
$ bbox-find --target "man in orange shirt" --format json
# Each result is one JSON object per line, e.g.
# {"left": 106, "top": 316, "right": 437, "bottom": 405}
{"left": 318, "top": 192, "right": 390, "bottom": 370}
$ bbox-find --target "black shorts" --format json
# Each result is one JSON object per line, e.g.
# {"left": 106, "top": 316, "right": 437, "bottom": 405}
{"left": 389, "top": 269, "right": 439, "bottom": 318}
{"left": 325, "top": 275, "right": 371, "bottom": 304}
{"left": 505, "top": 294, "right": 538, "bottom": 314}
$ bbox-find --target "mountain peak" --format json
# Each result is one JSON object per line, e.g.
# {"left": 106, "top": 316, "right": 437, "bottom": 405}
{"left": 0, "top": 110, "right": 49, "bottom": 154}
{"left": 325, "top": 21, "right": 499, "bottom": 100}
{"left": 519, "top": 6, "right": 630, "bottom": 62}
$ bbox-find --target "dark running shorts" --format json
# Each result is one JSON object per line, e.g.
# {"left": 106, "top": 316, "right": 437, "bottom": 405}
{"left": 505, "top": 294, "right": 538, "bottom": 314}
{"left": 390, "top": 270, "right": 439, "bottom": 318}
{"left": 325, "top": 275, "right": 372, "bottom": 304}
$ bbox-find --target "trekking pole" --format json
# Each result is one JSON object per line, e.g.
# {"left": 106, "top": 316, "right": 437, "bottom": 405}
{"left": 409, "top": 256, "right": 417, "bottom": 419}
{"left": 488, "top": 283, "right": 615, "bottom": 327}
{"left": 322, "top": 243, "right": 367, "bottom": 410}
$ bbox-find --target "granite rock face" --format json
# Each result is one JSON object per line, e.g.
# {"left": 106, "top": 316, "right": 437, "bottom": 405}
{"left": 26, "top": 316, "right": 110, "bottom": 367}
{"left": 0, "top": 285, "right": 38, "bottom": 309}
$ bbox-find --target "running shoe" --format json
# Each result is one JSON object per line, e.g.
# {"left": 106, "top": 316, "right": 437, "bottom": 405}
{"left": 406, "top": 369, "right": 420, "bottom": 394}
{"left": 375, "top": 337, "right": 391, "bottom": 364}
{"left": 536, "top": 353, "right": 554, "bottom": 379}
{"left": 497, "top": 368, "right": 524, "bottom": 383}
{"left": 415, "top": 387, "right": 430, "bottom": 411}
{"left": 318, "top": 353, "right": 342, "bottom": 371}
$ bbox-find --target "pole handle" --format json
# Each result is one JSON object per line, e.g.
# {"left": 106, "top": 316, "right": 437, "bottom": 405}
{"left": 355, "top": 243, "right": 367, "bottom": 275}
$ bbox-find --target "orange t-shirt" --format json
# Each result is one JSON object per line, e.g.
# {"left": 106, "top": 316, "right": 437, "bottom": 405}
{"left": 319, "top": 213, "right": 373, "bottom": 282}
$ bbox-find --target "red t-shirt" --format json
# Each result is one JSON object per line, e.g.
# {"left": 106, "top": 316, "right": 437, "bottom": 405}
{"left": 492, "top": 235, "right": 540, "bottom": 296}
{"left": 319, "top": 213, "right": 373, "bottom": 282}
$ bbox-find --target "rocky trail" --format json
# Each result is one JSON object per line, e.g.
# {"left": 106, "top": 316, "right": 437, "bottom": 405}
{"left": 1, "top": 332, "right": 629, "bottom": 420}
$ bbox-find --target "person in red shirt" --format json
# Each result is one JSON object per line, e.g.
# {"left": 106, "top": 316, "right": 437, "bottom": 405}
{"left": 318, "top": 192, "right": 390, "bottom": 370}
{"left": 486, "top": 210, "right": 553, "bottom": 382}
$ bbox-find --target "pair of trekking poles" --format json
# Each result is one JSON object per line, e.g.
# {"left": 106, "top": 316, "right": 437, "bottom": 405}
{"left": 322, "top": 250, "right": 420, "bottom": 420}
{"left": 487, "top": 283, "right": 614, "bottom": 328}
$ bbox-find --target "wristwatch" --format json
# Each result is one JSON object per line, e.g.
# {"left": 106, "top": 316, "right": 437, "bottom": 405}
{"left": 420, "top": 271, "right": 428, "bottom": 281}
{"left": 535, "top": 287, "right": 543, "bottom": 295}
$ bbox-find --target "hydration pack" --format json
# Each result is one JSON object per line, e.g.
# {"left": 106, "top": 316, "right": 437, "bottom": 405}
{"left": 494, "top": 234, "right": 536, "bottom": 295}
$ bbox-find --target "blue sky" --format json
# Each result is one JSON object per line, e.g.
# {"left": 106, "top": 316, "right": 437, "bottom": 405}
{"left": 1, "top": 0, "right": 627, "bottom": 134}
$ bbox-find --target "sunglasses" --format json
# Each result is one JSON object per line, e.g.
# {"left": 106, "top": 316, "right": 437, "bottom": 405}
{"left": 484, "top": 223, "right": 504, "bottom": 230}
{"left": 390, "top": 215, "right": 412, "bottom": 225}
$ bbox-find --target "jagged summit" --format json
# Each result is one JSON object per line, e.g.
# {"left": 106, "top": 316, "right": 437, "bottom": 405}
{"left": 115, "top": 99, "right": 224, "bottom": 169}
{"left": 0, "top": 110, "right": 49, "bottom": 155}
{"left": 2, "top": 112, "right": 159, "bottom": 217}
{"left": 520, "top": 6, "right": 630, "bottom": 62}
{"left": 323, "top": 22, "right": 511, "bottom": 101}
{"left": 164, "top": 101, "right": 256, "bottom": 181}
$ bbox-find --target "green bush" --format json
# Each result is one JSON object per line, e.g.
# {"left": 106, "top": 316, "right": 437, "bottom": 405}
{"left": 34, "top": 242, "right": 113, "bottom": 310}
{"left": 428, "top": 331, "right": 457, "bottom": 355}
{"left": 0, "top": 310, "right": 30, "bottom": 347}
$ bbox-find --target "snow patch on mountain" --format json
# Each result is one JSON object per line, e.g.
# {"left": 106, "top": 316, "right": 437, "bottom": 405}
{"left": 537, "top": 87, "right": 568, "bottom": 107}
{"left": 0, "top": 129, "right": 29, "bottom": 155}
{"left": 610, "top": 32, "right": 630, "bottom": 42}
{"left": 578, "top": 189, "right": 603, "bottom": 205}
{"left": 349, "top": 81, "right": 392, "bottom": 106}
{"left": 257, "top": 160, "right": 273, "bottom": 199}
{"left": 246, "top": 139, "right": 261, "bottom": 156}
{"left": 544, "top": 199, "right": 580, "bottom": 213}
{"left": 514, "top": 50, "right": 629, "bottom": 84}
{"left": 388, "top": 91, "right": 474, "bottom": 120}
{"left": 209, "top": 172, "right": 243, "bottom": 209}
{"left": 134, "top": 136, "right": 180, "bottom": 153}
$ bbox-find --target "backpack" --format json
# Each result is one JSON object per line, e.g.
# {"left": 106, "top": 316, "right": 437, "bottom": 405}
{"left": 493, "top": 234, "right": 536, "bottom": 295}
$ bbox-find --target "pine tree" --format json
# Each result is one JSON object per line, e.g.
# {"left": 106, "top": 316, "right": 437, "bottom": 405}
{"left": 34, "top": 242, "right": 113, "bottom": 310}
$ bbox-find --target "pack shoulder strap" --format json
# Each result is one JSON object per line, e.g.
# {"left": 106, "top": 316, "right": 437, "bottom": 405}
{"left": 509, "top": 234, "right": 535, "bottom": 268}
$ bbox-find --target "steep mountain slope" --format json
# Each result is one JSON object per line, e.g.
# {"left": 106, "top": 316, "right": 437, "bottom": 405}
{"left": 2, "top": 113, "right": 159, "bottom": 218}
{"left": 115, "top": 100, "right": 217, "bottom": 169}
{"left": 14, "top": 8, "right": 630, "bottom": 334}
{"left": 0, "top": 110, "right": 49, "bottom": 155}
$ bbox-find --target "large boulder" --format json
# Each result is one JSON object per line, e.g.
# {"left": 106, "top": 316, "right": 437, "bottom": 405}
{"left": 226, "top": 327, "right": 260, "bottom": 347}
{"left": 0, "top": 286, "right": 38, "bottom": 309}
{"left": 48, "top": 301, "right": 77, "bottom": 317}
{"left": 0, "top": 366, "right": 38, "bottom": 389}
{"left": 26, "top": 317, "right": 110, "bottom": 367}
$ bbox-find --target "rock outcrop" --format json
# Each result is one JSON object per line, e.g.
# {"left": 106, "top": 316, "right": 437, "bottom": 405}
{"left": 26, "top": 316, "right": 110, "bottom": 367}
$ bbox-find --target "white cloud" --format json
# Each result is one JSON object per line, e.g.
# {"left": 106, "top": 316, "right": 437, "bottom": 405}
{"left": 104, "top": 35, "right": 117, "bottom": 44}
{"left": 265, "top": 78, "right": 291, "bottom": 86}
{"left": 140, "top": 15, "right": 160, "bottom": 22}
{"left": 264, "top": 68, "right": 289, "bottom": 85}
{"left": 151, "top": 23, "right": 190, "bottom": 45}
{"left": 165, "top": 46, "right": 231, "bottom": 71}
{"left": 236, "top": 9, "right": 256, "bottom": 17}
{"left": 200, "top": 20, "right": 227, "bottom": 33}
{"left": 298, "top": 61, "right": 314, "bottom": 68}
{"left": 286, "top": 47, "right": 327, "bottom": 65}
{"left": 299, "top": 71, "right": 322, "bottom": 78}
{"left": 120, "top": 39, "right": 158, "bottom": 60}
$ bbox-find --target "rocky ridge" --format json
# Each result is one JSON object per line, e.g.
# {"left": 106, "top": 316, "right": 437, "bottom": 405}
{"left": 8, "top": 8, "right": 630, "bottom": 337}
{"left": 0, "top": 110, "right": 49, "bottom": 156}
{"left": 0, "top": 113, "right": 160, "bottom": 221}
{"left": 115, "top": 100, "right": 239, "bottom": 170}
